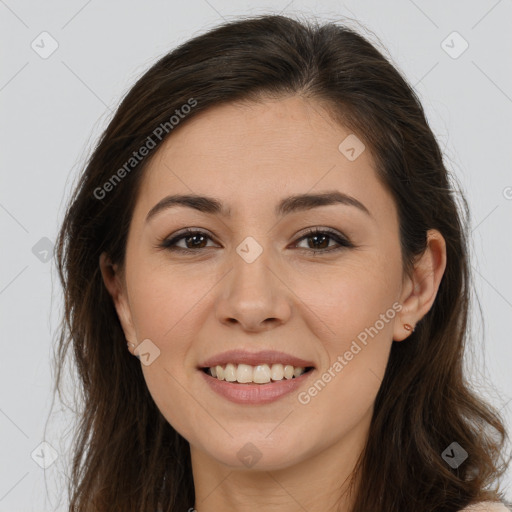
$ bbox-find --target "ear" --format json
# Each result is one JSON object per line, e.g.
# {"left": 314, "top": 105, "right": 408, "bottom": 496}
{"left": 393, "top": 229, "right": 447, "bottom": 342}
{"left": 99, "top": 252, "right": 138, "bottom": 348}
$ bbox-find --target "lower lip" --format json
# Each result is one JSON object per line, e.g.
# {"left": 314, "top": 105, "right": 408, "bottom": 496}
{"left": 199, "top": 368, "right": 315, "bottom": 405}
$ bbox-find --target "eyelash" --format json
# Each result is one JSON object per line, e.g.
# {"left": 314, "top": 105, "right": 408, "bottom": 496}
{"left": 157, "top": 227, "right": 354, "bottom": 255}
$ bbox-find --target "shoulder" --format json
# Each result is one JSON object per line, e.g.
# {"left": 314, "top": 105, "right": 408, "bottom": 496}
{"left": 459, "top": 501, "right": 511, "bottom": 512}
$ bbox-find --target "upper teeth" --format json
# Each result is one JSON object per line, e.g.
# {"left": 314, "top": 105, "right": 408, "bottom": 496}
{"left": 208, "top": 363, "right": 308, "bottom": 383}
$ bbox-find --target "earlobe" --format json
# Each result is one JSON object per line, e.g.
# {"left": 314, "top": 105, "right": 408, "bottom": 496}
{"left": 99, "top": 252, "right": 138, "bottom": 345}
{"left": 393, "top": 229, "right": 447, "bottom": 342}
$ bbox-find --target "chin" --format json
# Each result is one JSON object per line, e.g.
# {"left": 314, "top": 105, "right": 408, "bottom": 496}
{"left": 203, "top": 435, "right": 309, "bottom": 471}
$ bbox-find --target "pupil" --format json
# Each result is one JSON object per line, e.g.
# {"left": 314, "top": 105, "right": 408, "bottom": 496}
{"left": 185, "top": 234, "right": 330, "bottom": 250}
{"left": 310, "top": 234, "right": 328, "bottom": 249}
{"left": 187, "top": 234, "right": 205, "bottom": 248}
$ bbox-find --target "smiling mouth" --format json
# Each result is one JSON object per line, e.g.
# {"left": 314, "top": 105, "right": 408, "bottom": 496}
{"left": 200, "top": 363, "right": 315, "bottom": 384}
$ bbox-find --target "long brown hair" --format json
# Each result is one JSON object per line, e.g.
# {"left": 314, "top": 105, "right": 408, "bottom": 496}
{"left": 51, "top": 13, "right": 510, "bottom": 511}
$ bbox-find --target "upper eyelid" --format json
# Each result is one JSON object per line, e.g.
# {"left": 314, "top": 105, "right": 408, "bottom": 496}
{"left": 165, "top": 226, "right": 346, "bottom": 240}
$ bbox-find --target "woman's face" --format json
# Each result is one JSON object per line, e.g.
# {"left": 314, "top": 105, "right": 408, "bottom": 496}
{"left": 107, "top": 95, "right": 417, "bottom": 472}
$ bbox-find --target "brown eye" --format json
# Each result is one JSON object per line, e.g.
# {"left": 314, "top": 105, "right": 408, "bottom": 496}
{"left": 294, "top": 228, "right": 353, "bottom": 253}
{"left": 160, "top": 229, "right": 217, "bottom": 252}
{"left": 159, "top": 227, "right": 353, "bottom": 255}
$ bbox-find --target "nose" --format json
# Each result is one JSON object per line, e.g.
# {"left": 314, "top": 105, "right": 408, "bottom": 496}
{"left": 214, "top": 246, "right": 292, "bottom": 332}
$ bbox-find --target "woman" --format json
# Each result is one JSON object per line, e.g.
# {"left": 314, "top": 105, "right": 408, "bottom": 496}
{"left": 53, "top": 13, "right": 510, "bottom": 512}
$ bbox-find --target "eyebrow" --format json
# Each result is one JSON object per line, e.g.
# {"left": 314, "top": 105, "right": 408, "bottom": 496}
{"left": 145, "top": 191, "right": 372, "bottom": 222}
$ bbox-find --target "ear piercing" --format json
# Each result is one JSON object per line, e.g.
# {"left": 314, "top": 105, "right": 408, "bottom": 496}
{"left": 127, "top": 342, "right": 140, "bottom": 359}
{"left": 403, "top": 323, "right": 415, "bottom": 332}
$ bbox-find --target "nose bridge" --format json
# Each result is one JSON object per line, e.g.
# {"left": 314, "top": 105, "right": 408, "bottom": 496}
{"left": 230, "top": 233, "right": 276, "bottom": 304}
{"left": 215, "top": 232, "right": 291, "bottom": 329}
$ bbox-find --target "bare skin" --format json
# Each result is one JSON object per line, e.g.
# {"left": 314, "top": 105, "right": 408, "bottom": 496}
{"left": 100, "top": 95, "right": 446, "bottom": 512}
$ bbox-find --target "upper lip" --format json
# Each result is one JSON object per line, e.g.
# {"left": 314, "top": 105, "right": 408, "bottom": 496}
{"left": 198, "top": 349, "right": 315, "bottom": 369}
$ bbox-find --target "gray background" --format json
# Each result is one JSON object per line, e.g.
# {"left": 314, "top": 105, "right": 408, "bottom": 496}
{"left": 1, "top": 1, "right": 511, "bottom": 510}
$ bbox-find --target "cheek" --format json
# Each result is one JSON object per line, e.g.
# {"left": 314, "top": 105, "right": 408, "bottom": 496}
{"left": 126, "top": 255, "right": 205, "bottom": 339}
{"left": 293, "top": 262, "right": 400, "bottom": 440}
{"left": 125, "top": 264, "right": 208, "bottom": 430}
{"left": 125, "top": 259, "right": 221, "bottom": 389}
{"left": 293, "top": 251, "right": 402, "bottom": 341}
{"left": 291, "top": 253, "right": 402, "bottom": 400}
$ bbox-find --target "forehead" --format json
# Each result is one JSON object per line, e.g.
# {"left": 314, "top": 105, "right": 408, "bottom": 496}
{"left": 135, "top": 95, "right": 395, "bottom": 223}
